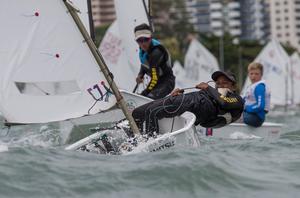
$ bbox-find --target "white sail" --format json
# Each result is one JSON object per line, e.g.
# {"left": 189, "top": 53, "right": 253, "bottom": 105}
{"left": 113, "top": 0, "right": 150, "bottom": 74}
{"left": 290, "top": 52, "right": 300, "bottom": 105}
{"left": 0, "top": 0, "right": 116, "bottom": 124}
{"left": 98, "top": 0, "right": 151, "bottom": 91}
{"left": 183, "top": 39, "right": 220, "bottom": 86}
{"left": 99, "top": 21, "right": 137, "bottom": 90}
{"left": 173, "top": 60, "right": 188, "bottom": 88}
{"left": 241, "top": 39, "right": 291, "bottom": 107}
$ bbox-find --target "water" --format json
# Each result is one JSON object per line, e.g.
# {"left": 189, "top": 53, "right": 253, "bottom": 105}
{"left": 0, "top": 115, "right": 300, "bottom": 198}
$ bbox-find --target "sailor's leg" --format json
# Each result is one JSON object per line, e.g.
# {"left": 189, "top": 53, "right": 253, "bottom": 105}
{"left": 146, "top": 94, "right": 193, "bottom": 134}
{"left": 146, "top": 104, "right": 164, "bottom": 135}
{"left": 158, "top": 94, "right": 192, "bottom": 117}
{"left": 132, "top": 99, "right": 163, "bottom": 134}
{"left": 243, "top": 112, "right": 264, "bottom": 127}
{"left": 132, "top": 108, "right": 145, "bottom": 135}
{"left": 132, "top": 93, "right": 195, "bottom": 135}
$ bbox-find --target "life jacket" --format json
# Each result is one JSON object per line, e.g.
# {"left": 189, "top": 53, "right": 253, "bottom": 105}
{"left": 138, "top": 39, "right": 173, "bottom": 78}
{"left": 243, "top": 80, "right": 271, "bottom": 112}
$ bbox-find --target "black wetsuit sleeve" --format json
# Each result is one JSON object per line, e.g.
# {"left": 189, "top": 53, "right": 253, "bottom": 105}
{"left": 143, "top": 48, "right": 165, "bottom": 94}
{"left": 206, "top": 86, "right": 244, "bottom": 110}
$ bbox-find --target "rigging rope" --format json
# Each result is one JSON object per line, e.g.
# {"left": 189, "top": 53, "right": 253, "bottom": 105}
{"left": 146, "top": 80, "right": 215, "bottom": 134}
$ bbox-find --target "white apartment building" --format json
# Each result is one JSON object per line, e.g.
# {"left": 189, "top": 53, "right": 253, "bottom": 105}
{"left": 185, "top": 0, "right": 211, "bottom": 33}
{"left": 185, "top": 0, "right": 271, "bottom": 43}
{"left": 210, "top": 0, "right": 241, "bottom": 37}
{"left": 269, "top": 0, "right": 300, "bottom": 51}
{"left": 185, "top": 0, "right": 242, "bottom": 37}
{"left": 91, "top": 0, "right": 116, "bottom": 27}
{"left": 240, "top": 0, "right": 269, "bottom": 42}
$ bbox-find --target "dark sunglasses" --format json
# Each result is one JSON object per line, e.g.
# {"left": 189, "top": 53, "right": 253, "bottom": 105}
{"left": 136, "top": 37, "right": 150, "bottom": 43}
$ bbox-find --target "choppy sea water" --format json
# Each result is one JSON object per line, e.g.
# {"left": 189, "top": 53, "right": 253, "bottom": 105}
{"left": 0, "top": 114, "right": 300, "bottom": 198}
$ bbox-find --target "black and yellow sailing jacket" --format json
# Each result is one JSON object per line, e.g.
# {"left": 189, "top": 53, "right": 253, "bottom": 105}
{"left": 138, "top": 39, "right": 175, "bottom": 96}
{"left": 194, "top": 86, "right": 244, "bottom": 128}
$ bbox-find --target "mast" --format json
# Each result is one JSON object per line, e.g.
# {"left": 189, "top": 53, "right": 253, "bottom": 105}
{"left": 63, "top": 0, "right": 140, "bottom": 135}
{"left": 142, "top": 0, "right": 154, "bottom": 32}
{"left": 289, "top": 60, "right": 294, "bottom": 107}
{"left": 87, "top": 0, "right": 96, "bottom": 42}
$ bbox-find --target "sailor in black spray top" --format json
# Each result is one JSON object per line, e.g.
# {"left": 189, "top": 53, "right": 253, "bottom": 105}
{"left": 134, "top": 23, "right": 175, "bottom": 99}
{"left": 132, "top": 71, "right": 244, "bottom": 136}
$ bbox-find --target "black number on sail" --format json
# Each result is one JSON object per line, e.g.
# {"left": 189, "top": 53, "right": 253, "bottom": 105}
{"left": 87, "top": 82, "right": 113, "bottom": 102}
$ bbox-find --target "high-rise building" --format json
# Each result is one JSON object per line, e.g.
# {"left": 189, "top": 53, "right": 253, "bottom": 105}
{"left": 210, "top": 0, "right": 241, "bottom": 37}
{"left": 269, "top": 0, "right": 300, "bottom": 51}
{"left": 185, "top": 0, "right": 271, "bottom": 43}
{"left": 185, "top": 0, "right": 211, "bottom": 33}
{"left": 240, "top": 0, "right": 270, "bottom": 42}
{"left": 91, "top": 0, "right": 116, "bottom": 27}
{"left": 185, "top": 0, "right": 242, "bottom": 37}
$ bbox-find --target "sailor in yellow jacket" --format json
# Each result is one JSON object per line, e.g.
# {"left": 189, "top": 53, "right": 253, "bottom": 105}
{"left": 134, "top": 23, "right": 175, "bottom": 99}
{"left": 132, "top": 71, "right": 244, "bottom": 136}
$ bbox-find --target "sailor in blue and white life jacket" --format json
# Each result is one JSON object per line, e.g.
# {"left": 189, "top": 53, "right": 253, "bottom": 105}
{"left": 134, "top": 23, "right": 175, "bottom": 99}
{"left": 243, "top": 62, "right": 271, "bottom": 127}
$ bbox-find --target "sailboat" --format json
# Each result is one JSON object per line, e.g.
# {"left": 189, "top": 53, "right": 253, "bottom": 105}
{"left": 200, "top": 40, "right": 285, "bottom": 140}
{"left": 0, "top": 0, "right": 200, "bottom": 154}
{"left": 176, "top": 39, "right": 283, "bottom": 139}
{"left": 198, "top": 39, "right": 285, "bottom": 140}
{"left": 181, "top": 38, "right": 220, "bottom": 88}
{"left": 66, "top": 0, "right": 200, "bottom": 153}
{"left": 242, "top": 39, "right": 292, "bottom": 110}
{"left": 290, "top": 52, "right": 300, "bottom": 107}
{"left": 173, "top": 60, "right": 187, "bottom": 88}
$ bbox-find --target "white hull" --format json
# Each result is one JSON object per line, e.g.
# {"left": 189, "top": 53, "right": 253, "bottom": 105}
{"left": 65, "top": 111, "right": 199, "bottom": 153}
{"left": 197, "top": 122, "right": 283, "bottom": 140}
{"left": 64, "top": 91, "right": 200, "bottom": 153}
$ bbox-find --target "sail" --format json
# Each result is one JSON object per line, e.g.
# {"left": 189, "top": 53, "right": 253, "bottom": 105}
{"left": 173, "top": 60, "right": 188, "bottom": 88}
{"left": 290, "top": 52, "right": 300, "bottom": 105}
{"left": 114, "top": 0, "right": 150, "bottom": 74}
{"left": 0, "top": 0, "right": 116, "bottom": 124}
{"left": 241, "top": 39, "right": 291, "bottom": 107}
{"left": 99, "top": 21, "right": 137, "bottom": 90}
{"left": 184, "top": 39, "right": 220, "bottom": 86}
{"left": 98, "top": 0, "right": 151, "bottom": 91}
